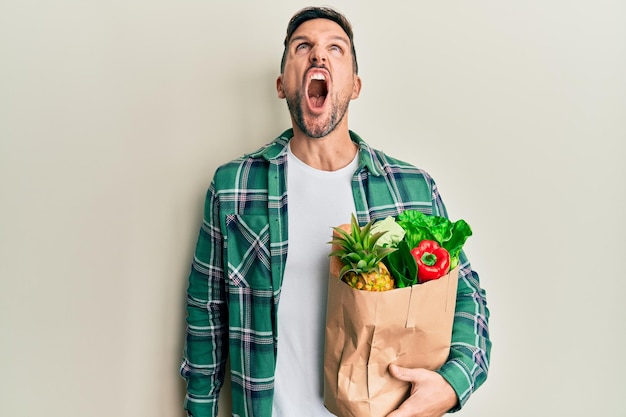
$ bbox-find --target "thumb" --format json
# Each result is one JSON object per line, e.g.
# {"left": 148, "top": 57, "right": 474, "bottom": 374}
{"left": 389, "top": 364, "right": 419, "bottom": 382}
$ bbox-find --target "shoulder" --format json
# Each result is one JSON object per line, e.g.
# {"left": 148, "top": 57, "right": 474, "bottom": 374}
{"left": 352, "top": 131, "right": 443, "bottom": 214}
{"left": 351, "top": 131, "right": 434, "bottom": 184}
{"left": 376, "top": 150, "right": 431, "bottom": 177}
{"left": 212, "top": 131, "right": 291, "bottom": 188}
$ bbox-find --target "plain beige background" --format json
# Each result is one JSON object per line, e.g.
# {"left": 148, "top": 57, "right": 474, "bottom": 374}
{"left": 1, "top": 0, "right": 624, "bottom": 416}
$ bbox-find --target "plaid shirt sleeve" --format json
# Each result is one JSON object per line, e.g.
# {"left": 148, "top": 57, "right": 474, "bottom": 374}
{"left": 180, "top": 181, "right": 229, "bottom": 417}
{"left": 431, "top": 180, "right": 491, "bottom": 411}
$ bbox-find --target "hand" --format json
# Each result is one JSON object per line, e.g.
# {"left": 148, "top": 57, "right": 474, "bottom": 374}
{"left": 386, "top": 365, "right": 458, "bottom": 417}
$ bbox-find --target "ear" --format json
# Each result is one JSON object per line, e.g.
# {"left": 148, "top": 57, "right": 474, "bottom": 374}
{"left": 351, "top": 75, "right": 362, "bottom": 100}
{"left": 276, "top": 75, "right": 286, "bottom": 99}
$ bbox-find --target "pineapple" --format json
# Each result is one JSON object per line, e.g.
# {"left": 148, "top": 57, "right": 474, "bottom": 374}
{"left": 329, "top": 214, "right": 397, "bottom": 291}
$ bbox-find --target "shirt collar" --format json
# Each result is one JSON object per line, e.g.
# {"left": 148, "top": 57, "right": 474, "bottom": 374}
{"left": 247, "top": 129, "right": 384, "bottom": 177}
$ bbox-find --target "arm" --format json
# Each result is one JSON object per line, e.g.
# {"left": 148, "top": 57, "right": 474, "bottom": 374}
{"left": 431, "top": 178, "right": 491, "bottom": 410}
{"left": 436, "top": 252, "right": 491, "bottom": 410}
{"left": 388, "top": 178, "right": 491, "bottom": 416}
{"left": 180, "top": 183, "right": 229, "bottom": 417}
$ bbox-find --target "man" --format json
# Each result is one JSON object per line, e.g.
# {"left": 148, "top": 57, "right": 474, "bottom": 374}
{"left": 180, "top": 6, "right": 491, "bottom": 417}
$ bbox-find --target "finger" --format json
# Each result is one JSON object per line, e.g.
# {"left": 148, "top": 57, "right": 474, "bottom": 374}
{"left": 389, "top": 364, "right": 421, "bottom": 382}
{"left": 388, "top": 364, "right": 404, "bottom": 380}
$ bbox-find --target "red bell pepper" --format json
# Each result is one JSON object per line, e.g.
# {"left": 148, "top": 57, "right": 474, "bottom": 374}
{"left": 410, "top": 240, "right": 450, "bottom": 282}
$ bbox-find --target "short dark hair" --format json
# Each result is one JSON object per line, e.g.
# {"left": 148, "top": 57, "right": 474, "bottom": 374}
{"left": 280, "top": 6, "right": 358, "bottom": 74}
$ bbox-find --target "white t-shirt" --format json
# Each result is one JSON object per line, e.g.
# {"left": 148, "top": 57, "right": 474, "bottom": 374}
{"left": 272, "top": 144, "right": 358, "bottom": 417}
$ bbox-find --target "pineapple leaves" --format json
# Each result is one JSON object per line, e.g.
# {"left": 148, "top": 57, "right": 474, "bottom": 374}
{"left": 328, "top": 214, "right": 397, "bottom": 279}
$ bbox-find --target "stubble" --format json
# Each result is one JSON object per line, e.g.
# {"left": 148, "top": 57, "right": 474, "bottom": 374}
{"left": 285, "top": 90, "right": 350, "bottom": 139}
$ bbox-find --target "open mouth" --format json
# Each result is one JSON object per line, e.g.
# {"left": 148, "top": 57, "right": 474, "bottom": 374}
{"left": 307, "top": 72, "right": 328, "bottom": 109}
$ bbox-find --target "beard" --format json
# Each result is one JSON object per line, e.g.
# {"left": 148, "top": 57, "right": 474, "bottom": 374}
{"left": 285, "top": 90, "right": 350, "bottom": 139}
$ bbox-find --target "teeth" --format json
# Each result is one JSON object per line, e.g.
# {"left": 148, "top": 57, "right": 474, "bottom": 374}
{"left": 310, "top": 73, "right": 326, "bottom": 81}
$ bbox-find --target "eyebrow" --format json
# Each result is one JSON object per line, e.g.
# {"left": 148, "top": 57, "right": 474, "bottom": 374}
{"left": 289, "top": 34, "right": 350, "bottom": 47}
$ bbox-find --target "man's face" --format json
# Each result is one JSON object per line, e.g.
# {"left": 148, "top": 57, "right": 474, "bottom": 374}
{"left": 277, "top": 18, "right": 361, "bottom": 139}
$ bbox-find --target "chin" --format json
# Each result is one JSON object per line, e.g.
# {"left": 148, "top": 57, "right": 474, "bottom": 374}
{"left": 301, "top": 122, "right": 334, "bottom": 139}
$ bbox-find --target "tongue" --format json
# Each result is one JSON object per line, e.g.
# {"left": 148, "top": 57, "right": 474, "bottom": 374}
{"left": 308, "top": 79, "right": 327, "bottom": 108}
{"left": 310, "top": 95, "right": 326, "bottom": 108}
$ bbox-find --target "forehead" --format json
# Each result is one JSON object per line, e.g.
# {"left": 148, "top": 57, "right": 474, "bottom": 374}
{"left": 290, "top": 18, "right": 350, "bottom": 44}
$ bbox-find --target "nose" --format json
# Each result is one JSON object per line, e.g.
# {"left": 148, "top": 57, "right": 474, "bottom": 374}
{"left": 310, "top": 45, "right": 327, "bottom": 64}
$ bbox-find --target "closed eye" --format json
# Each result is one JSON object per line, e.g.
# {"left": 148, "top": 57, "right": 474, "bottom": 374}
{"left": 329, "top": 44, "right": 344, "bottom": 56}
{"left": 295, "top": 43, "right": 311, "bottom": 53}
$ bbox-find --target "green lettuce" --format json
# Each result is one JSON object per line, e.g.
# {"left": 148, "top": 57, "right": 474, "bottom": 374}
{"left": 396, "top": 210, "right": 472, "bottom": 270}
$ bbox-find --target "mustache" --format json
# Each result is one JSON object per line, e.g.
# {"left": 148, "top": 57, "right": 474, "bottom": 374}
{"left": 308, "top": 64, "right": 328, "bottom": 71}
{"left": 305, "top": 64, "right": 329, "bottom": 75}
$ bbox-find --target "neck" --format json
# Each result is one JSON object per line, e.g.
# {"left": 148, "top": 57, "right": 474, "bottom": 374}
{"left": 289, "top": 126, "right": 358, "bottom": 171}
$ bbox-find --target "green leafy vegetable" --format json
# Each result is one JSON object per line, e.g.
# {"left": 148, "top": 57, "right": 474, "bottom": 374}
{"left": 396, "top": 210, "right": 472, "bottom": 270}
{"left": 384, "top": 240, "right": 417, "bottom": 288}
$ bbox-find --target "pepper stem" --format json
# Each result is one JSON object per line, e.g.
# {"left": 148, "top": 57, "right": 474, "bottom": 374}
{"left": 421, "top": 252, "right": 437, "bottom": 266}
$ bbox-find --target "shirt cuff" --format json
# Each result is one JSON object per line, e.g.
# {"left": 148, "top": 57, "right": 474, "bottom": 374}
{"left": 437, "top": 359, "right": 475, "bottom": 412}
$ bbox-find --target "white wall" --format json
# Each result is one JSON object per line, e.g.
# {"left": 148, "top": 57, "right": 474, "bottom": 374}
{"left": 1, "top": 1, "right": 624, "bottom": 416}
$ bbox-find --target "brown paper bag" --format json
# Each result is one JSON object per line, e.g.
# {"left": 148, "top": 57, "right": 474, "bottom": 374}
{"left": 323, "top": 227, "right": 459, "bottom": 417}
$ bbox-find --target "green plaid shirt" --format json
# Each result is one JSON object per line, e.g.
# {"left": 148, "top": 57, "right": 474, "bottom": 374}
{"left": 180, "top": 129, "right": 491, "bottom": 417}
